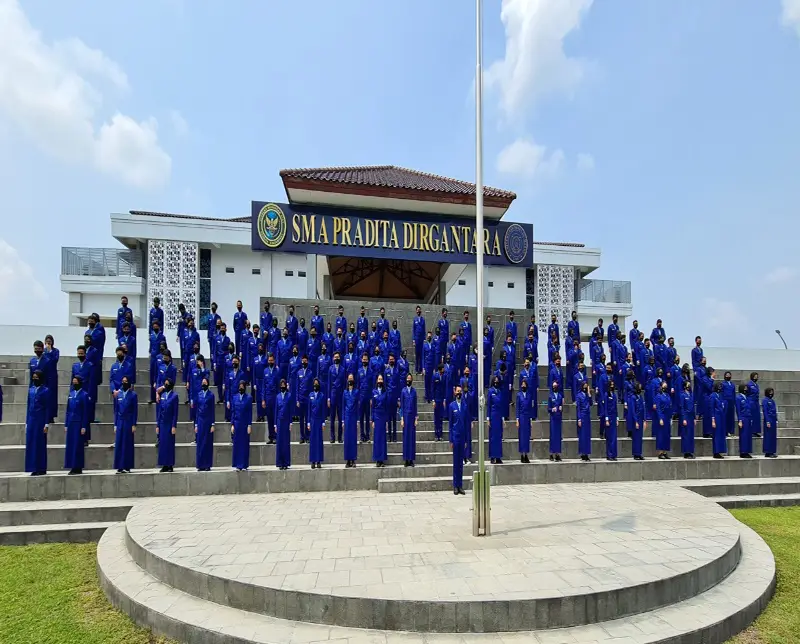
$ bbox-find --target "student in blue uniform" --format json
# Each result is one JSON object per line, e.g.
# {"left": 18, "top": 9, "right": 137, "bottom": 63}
{"left": 205, "top": 302, "right": 221, "bottom": 357}
{"left": 654, "top": 381, "right": 673, "bottom": 459}
{"left": 328, "top": 352, "right": 345, "bottom": 443}
{"left": 721, "top": 372, "right": 736, "bottom": 436}
{"left": 747, "top": 373, "right": 761, "bottom": 438}
{"left": 230, "top": 380, "right": 252, "bottom": 471}
{"left": 711, "top": 382, "right": 728, "bottom": 459}
{"left": 460, "top": 370, "right": 476, "bottom": 464}
{"left": 516, "top": 378, "right": 533, "bottom": 463}
{"left": 157, "top": 378, "right": 179, "bottom": 473}
{"left": 487, "top": 376, "right": 504, "bottom": 464}
{"left": 275, "top": 379, "right": 292, "bottom": 470}
{"left": 262, "top": 355, "right": 280, "bottom": 444}
{"left": 295, "top": 356, "right": 312, "bottom": 443}
{"left": 432, "top": 363, "right": 446, "bottom": 441}
{"left": 307, "top": 378, "right": 326, "bottom": 469}
{"left": 623, "top": 369, "right": 636, "bottom": 438}
{"left": 194, "top": 376, "right": 215, "bottom": 471}
{"left": 576, "top": 381, "right": 593, "bottom": 461}
{"left": 213, "top": 323, "right": 230, "bottom": 402}
{"left": 762, "top": 388, "right": 778, "bottom": 458}
{"left": 400, "top": 375, "right": 418, "bottom": 467}
{"left": 72, "top": 345, "right": 94, "bottom": 443}
{"left": 630, "top": 383, "right": 645, "bottom": 460}
{"left": 422, "top": 332, "right": 435, "bottom": 401}
{"left": 357, "top": 355, "right": 371, "bottom": 442}
{"left": 412, "top": 306, "right": 426, "bottom": 374}
{"left": 736, "top": 383, "right": 753, "bottom": 459}
{"left": 232, "top": 300, "right": 247, "bottom": 355}
{"left": 604, "top": 382, "right": 619, "bottom": 461}
{"left": 448, "top": 384, "right": 468, "bottom": 495}
{"left": 371, "top": 374, "right": 389, "bottom": 467}
{"left": 40, "top": 335, "right": 60, "bottom": 423}
{"left": 113, "top": 376, "right": 137, "bottom": 474}
{"left": 383, "top": 355, "right": 400, "bottom": 442}
{"left": 548, "top": 381, "right": 563, "bottom": 461}
{"left": 64, "top": 375, "right": 89, "bottom": 474}
{"left": 650, "top": 319, "right": 666, "bottom": 346}
{"left": 148, "top": 321, "right": 166, "bottom": 403}
{"left": 343, "top": 375, "right": 359, "bottom": 467}
{"left": 679, "top": 381, "right": 695, "bottom": 459}
{"left": 189, "top": 356, "right": 209, "bottom": 426}
{"left": 149, "top": 296, "right": 165, "bottom": 333}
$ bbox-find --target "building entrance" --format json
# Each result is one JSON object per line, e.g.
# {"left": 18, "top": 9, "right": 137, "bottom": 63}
{"left": 327, "top": 256, "right": 442, "bottom": 302}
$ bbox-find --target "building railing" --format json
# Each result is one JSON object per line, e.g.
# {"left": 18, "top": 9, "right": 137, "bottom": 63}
{"left": 61, "top": 247, "right": 144, "bottom": 278}
{"left": 577, "top": 279, "right": 632, "bottom": 304}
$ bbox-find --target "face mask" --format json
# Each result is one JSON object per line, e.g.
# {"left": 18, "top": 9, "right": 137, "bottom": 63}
{"left": 280, "top": 384, "right": 287, "bottom": 392}
{"left": 165, "top": 382, "right": 173, "bottom": 391}
{"left": 73, "top": 382, "right": 81, "bottom": 390}
{"left": 725, "top": 375, "right": 731, "bottom": 381}
{"left": 259, "top": 348, "right": 265, "bottom": 355}
{"left": 117, "top": 354, "right": 124, "bottom": 362}
{"left": 334, "top": 358, "right": 340, "bottom": 364}
{"left": 362, "top": 362, "right": 368, "bottom": 367}
{"left": 407, "top": 381, "right": 412, "bottom": 387}
{"left": 268, "top": 363, "right": 275, "bottom": 369}
{"left": 302, "top": 362, "right": 308, "bottom": 369}
{"left": 377, "top": 382, "right": 384, "bottom": 389}
{"left": 456, "top": 392, "right": 462, "bottom": 399}
{"left": 233, "top": 363, "right": 240, "bottom": 370}
{"left": 348, "top": 381, "right": 355, "bottom": 388}
{"left": 202, "top": 383, "right": 209, "bottom": 391}
{"left": 521, "top": 386, "right": 527, "bottom": 392}
{"left": 313, "top": 384, "right": 320, "bottom": 391}
{"left": 78, "top": 355, "right": 85, "bottom": 362}
{"left": 121, "top": 382, "right": 130, "bottom": 391}
{"left": 239, "top": 387, "right": 246, "bottom": 394}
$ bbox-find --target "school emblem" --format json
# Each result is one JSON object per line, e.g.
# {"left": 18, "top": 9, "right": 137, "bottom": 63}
{"left": 503, "top": 223, "right": 528, "bottom": 264}
{"left": 257, "top": 203, "right": 287, "bottom": 249}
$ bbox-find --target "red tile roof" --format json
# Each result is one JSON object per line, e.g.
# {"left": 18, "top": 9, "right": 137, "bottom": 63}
{"left": 280, "top": 165, "right": 516, "bottom": 201}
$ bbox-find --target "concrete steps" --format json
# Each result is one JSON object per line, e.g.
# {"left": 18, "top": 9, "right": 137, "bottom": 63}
{"left": 96, "top": 511, "right": 776, "bottom": 644}
{"left": 378, "top": 475, "right": 473, "bottom": 493}
{"left": 682, "top": 476, "right": 800, "bottom": 509}
{"left": 0, "top": 521, "right": 113, "bottom": 545}
{"left": 713, "top": 493, "right": 800, "bottom": 508}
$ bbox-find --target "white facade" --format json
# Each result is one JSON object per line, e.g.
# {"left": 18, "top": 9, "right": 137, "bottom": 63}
{"left": 59, "top": 211, "right": 632, "bottom": 337}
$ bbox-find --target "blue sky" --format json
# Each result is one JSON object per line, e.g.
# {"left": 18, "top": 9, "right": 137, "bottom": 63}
{"left": 1, "top": 0, "right": 799, "bottom": 348}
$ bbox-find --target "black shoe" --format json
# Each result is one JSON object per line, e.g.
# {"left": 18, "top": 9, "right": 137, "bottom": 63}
{"left": 496, "top": 459, "right": 503, "bottom": 464}
{"left": 607, "top": 457, "right": 617, "bottom": 461}
{"left": 740, "top": 453, "right": 752, "bottom": 459}
{"left": 404, "top": 461, "right": 410, "bottom": 467}
{"left": 549, "top": 455, "right": 554, "bottom": 461}
{"left": 555, "top": 455, "right": 562, "bottom": 462}
{"left": 160, "top": 466, "right": 168, "bottom": 473}
{"left": 330, "top": 439, "right": 336, "bottom": 444}
{"left": 713, "top": 453, "right": 723, "bottom": 459}
{"left": 338, "top": 439, "right": 343, "bottom": 444}
{"left": 116, "top": 469, "right": 124, "bottom": 474}
{"left": 454, "top": 489, "right": 459, "bottom": 495}
{"left": 458, "top": 488, "right": 466, "bottom": 495}
{"left": 268, "top": 439, "right": 276, "bottom": 445}
{"left": 634, "top": 455, "right": 644, "bottom": 461}
{"left": 68, "top": 468, "right": 82, "bottom": 475}
{"left": 767, "top": 453, "right": 778, "bottom": 458}
{"left": 753, "top": 433, "right": 762, "bottom": 438}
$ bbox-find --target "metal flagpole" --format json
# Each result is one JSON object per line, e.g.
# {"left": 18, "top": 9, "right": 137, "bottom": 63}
{"left": 472, "top": 0, "right": 490, "bottom": 537}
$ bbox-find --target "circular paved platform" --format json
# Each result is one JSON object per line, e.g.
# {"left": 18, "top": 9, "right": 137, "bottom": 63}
{"left": 125, "top": 482, "right": 742, "bottom": 633}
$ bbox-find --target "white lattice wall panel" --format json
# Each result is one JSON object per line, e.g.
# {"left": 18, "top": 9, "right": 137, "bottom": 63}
{"left": 147, "top": 240, "right": 198, "bottom": 330}
{"left": 536, "top": 264, "right": 574, "bottom": 339}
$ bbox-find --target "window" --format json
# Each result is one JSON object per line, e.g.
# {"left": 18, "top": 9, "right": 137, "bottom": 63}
{"left": 225, "top": 267, "right": 234, "bottom": 274}
{"left": 488, "top": 281, "right": 494, "bottom": 287}
{"left": 252, "top": 268, "right": 261, "bottom": 275}
{"left": 507, "top": 282, "right": 514, "bottom": 288}
{"left": 458, "top": 279, "right": 466, "bottom": 286}
{"left": 198, "top": 249, "right": 212, "bottom": 329}
{"left": 298, "top": 270, "right": 307, "bottom": 277}
{"left": 285, "top": 270, "right": 294, "bottom": 277}
{"left": 525, "top": 268, "right": 535, "bottom": 310}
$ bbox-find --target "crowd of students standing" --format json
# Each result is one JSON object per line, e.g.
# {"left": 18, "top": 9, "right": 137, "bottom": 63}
{"left": 20, "top": 298, "right": 780, "bottom": 495}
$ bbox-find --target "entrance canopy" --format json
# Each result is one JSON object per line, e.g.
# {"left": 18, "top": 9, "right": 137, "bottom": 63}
{"left": 328, "top": 256, "right": 440, "bottom": 301}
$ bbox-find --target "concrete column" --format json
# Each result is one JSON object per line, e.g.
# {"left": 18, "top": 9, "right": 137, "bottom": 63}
{"left": 67, "top": 292, "right": 82, "bottom": 326}
{"left": 306, "top": 254, "right": 317, "bottom": 299}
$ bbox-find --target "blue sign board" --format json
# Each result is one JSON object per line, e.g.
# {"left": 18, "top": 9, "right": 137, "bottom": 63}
{"left": 251, "top": 201, "right": 533, "bottom": 266}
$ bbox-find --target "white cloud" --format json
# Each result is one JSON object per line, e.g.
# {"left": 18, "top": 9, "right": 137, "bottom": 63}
{"left": 0, "top": 0, "right": 171, "bottom": 189}
{"left": 485, "top": 0, "right": 594, "bottom": 122}
{"left": 764, "top": 266, "right": 798, "bottom": 284}
{"left": 577, "top": 152, "right": 595, "bottom": 171}
{"left": 782, "top": 0, "right": 800, "bottom": 36}
{"left": 704, "top": 298, "right": 748, "bottom": 332}
{"left": 170, "top": 109, "right": 189, "bottom": 137}
{"left": 0, "top": 238, "right": 48, "bottom": 313}
{"left": 497, "top": 138, "right": 564, "bottom": 179}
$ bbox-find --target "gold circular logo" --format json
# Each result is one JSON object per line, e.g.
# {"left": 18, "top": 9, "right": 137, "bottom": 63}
{"left": 257, "top": 203, "right": 287, "bottom": 249}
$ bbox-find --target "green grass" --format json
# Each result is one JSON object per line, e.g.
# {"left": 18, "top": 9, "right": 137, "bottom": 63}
{"left": 0, "top": 542, "right": 175, "bottom": 644}
{"left": 729, "top": 507, "right": 800, "bottom": 644}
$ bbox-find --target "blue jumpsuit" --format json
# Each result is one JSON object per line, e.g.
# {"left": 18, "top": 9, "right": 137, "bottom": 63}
{"left": 371, "top": 388, "right": 389, "bottom": 462}
{"left": 747, "top": 380, "right": 761, "bottom": 437}
{"left": 679, "top": 391, "right": 695, "bottom": 455}
{"left": 736, "top": 393, "right": 752, "bottom": 455}
{"left": 356, "top": 366, "right": 371, "bottom": 442}
{"left": 762, "top": 397, "right": 778, "bottom": 455}
{"left": 231, "top": 393, "right": 253, "bottom": 470}
{"left": 654, "top": 391, "right": 672, "bottom": 452}
{"left": 262, "top": 366, "right": 280, "bottom": 442}
{"left": 605, "top": 392, "right": 618, "bottom": 459}
{"left": 295, "top": 367, "right": 312, "bottom": 441}
{"left": 343, "top": 388, "right": 359, "bottom": 461}
{"left": 548, "top": 392, "right": 563, "bottom": 454}
{"left": 711, "top": 392, "right": 726, "bottom": 455}
{"left": 113, "top": 389, "right": 138, "bottom": 471}
{"left": 487, "top": 387, "right": 504, "bottom": 460}
{"left": 432, "top": 372, "right": 445, "bottom": 440}
{"left": 308, "top": 390, "right": 326, "bottom": 465}
{"left": 400, "top": 386, "right": 418, "bottom": 462}
{"left": 195, "top": 389, "right": 215, "bottom": 470}
{"left": 576, "top": 391, "right": 593, "bottom": 457}
{"left": 275, "top": 390, "right": 292, "bottom": 468}
{"left": 516, "top": 390, "right": 532, "bottom": 455}
{"left": 64, "top": 388, "right": 89, "bottom": 470}
{"left": 413, "top": 317, "right": 426, "bottom": 375}
{"left": 328, "top": 363, "right": 345, "bottom": 442}
{"left": 422, "top": 341, "right": 435, "bottom": 401}
{"left": 449, "top": 398, "right": 468, "bottom": 488}
{"left": 721, "top": 380, "right": 736, "bottom": 436}
{"left": 630, "top": 395, "right": 645, "bottom": 458}
{"left": 157, "top": 391, "right": 179, "bottom": 467}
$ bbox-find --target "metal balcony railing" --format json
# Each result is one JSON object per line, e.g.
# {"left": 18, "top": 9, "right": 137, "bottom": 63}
{"left": 61, "top": 247, "right": 144, "bottom": 278}
{"left": 577, "top": 279, "right": 632, "bottom": 304}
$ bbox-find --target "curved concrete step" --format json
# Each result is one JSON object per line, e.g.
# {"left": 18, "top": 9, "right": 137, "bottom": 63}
{"left": 97, "top": 520, "right": 775, "bottom": 643}
{"left": 0, "top": 521, "right": 112, "bottom": 545}
{"left": 0, "top": 498, "right": 132, "bottom": 526}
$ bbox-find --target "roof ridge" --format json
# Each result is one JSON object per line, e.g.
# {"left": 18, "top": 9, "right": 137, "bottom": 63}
{"left": 280, "top": 165, "right": 393, "bottom": 175}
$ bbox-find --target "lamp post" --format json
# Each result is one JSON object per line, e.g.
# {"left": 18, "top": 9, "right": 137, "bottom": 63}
{"left": 775, "top": 329, "right": 788, "bottom": 350}
{"left": 472, "top": 0, "right": 490, "bottom": 537}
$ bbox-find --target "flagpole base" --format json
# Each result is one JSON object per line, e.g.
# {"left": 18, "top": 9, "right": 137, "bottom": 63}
{"left": 472, "top": 470, "right": 491, "bottom": 536}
